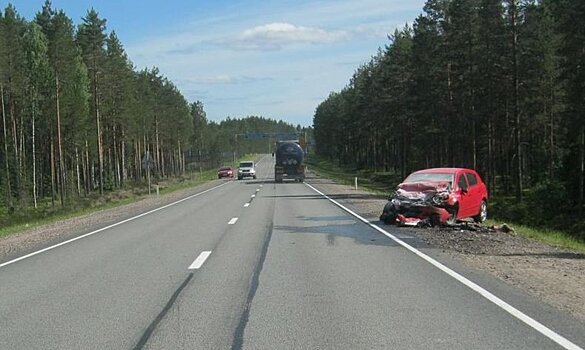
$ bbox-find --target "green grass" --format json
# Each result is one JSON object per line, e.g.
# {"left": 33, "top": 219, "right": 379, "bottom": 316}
{"left": 0, "top": 154, "right": 261, "bottom": 239}
{"left": 0, "top": 195, "right": 142, "bottom": 239}
{"left": 306, "top": 157, "right": 401, "bottom": 196}
{"left": 307, "top": 156, "right": 585, "bottom": 253}
{"left": 484, "top": 219, "right": 585, "bottom": 253}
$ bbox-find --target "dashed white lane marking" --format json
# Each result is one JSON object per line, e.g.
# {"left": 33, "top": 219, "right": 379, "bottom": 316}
{"left": 256, "top": 189, "right": 260, "bottom": 192}
{"left": 260, "top": 185, "right": 263, "bottom": 188}
{"left": 228, "top": 217, "right": 239, "bottom": 225}
{"left": 251, "top": 194, "right": 256, "bottom": 198}
{"left": 244, "top": 203, "right": 250, "bottom": 208}
{"left": 304, "top": 182, "right": 583, "bottom": 350}
{"left": 0, "top": 181, "right": 232, "bottom": 269}
{"left": 188, "top": 251, "right": 212, "bottom": 270}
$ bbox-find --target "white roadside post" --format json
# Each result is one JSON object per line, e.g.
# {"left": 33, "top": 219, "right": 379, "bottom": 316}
{"left": 355, "top": 177, "right": 358, "bottom": 190}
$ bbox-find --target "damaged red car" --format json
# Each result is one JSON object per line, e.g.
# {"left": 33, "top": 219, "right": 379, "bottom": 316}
{"left": 380, "top": 168, "right": 488, "bottom": 226}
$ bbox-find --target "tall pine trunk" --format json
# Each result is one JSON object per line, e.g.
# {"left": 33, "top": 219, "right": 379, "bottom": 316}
{"left": 95, "top": 73, "right": 104, "bottom": 195}
{"left": 56, "top": 76, "right": 65, "bottom": 205}
{"left": 121, "top": 130, "right": 126, "bottom": 183}
{"left": 75, "top": 146, "right": 81, "bottom": 196}
{"left": 50, "top": 131, "right": 56, "bottom": 207}
{"left": 579, "top": 126, "right": 584, "bottom": 216}
{"left": 85, "top": 138, "right": 90, "bottom": 194}
{"left": 1, "top": 84, "right": 13, "bottom": 207}
{"left": 10, "top": 94, "right": 20, "bottom": 204}
{"left": 509, "top": 0, "right": 523, "bottom": 201}
{"left": 32, "top": 90, "right": 37, "bottom": 208}
{"left": 113, "top": 124, "right": 120, "bottom": 187}
{"left": 155, "top": 116, "right": 160, "bottom": 176}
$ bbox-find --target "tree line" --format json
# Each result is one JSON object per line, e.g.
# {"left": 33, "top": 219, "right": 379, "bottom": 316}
{"left": 313, "top": 0, "right": 584, "bottom": 236}
{"left": 189, "top": 104, "right": 299, "bottom": 167}
{"left": 0, "top": 2, "right": 297, "bottom": 221}
{"left": 0, "top": 2, "right": 194, "bottom": 213}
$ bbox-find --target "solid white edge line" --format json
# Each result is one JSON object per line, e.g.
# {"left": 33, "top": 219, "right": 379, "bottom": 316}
{"left": 188, "top": 251, "right": 212, "bottom": 270}
{"left": 0, "top": 181, "right": 232, "bottom": 269}
{"left": 244, "top": 203, "right": 250, "bottom": 207}
{"left": 228, "top": 217, "right": 239, "bottom": 225}
{"left": 304, "top": 182, "right": 583, "bottom": 350}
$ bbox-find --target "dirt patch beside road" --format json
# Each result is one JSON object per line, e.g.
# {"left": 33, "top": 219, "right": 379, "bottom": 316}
{"left": 307, "top": 171, "right": 585, "bottom": 323}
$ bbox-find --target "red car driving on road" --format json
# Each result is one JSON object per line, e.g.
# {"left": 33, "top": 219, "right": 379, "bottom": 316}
{"left": 217, "top": 166, "right": 234, "bottom": 179}
{"left": 380, "top": 168, "right": 488, "bottom": 226}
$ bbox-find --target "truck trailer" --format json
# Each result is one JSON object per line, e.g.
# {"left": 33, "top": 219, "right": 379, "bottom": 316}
{"left": 274, "top": 141, "right": 305, "bottom": 183}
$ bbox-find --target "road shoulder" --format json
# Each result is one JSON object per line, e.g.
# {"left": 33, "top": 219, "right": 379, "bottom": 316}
{"left": 305, "top": 171, "right": 585, "bottom": 324}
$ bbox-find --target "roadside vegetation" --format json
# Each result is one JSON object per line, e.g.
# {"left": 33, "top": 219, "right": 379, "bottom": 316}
{"left": 0, "top": 154, "right": 259, "bottom": 239}
{"left": 312, "top": 0, "right": 585, "bottom": 241}
{"left": 307, "top": 156, "right": 585, "bottom": 253}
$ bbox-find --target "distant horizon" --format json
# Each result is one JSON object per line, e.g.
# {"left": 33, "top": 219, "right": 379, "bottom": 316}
{"left": 4, "top": 0, "right": 425, "bottom": 126}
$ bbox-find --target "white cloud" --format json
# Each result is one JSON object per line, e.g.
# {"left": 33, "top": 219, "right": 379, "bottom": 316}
{"left": 124, "top": 0, "right": 426, "bottom": 125}
{"left": 214, "top": 22, "right": 349, "bottom": 51}
{"left": 184, "top": 75, "right": 272, "bottom": 85}
{"left": 191, "top": 75, "right": 237, "bottom": 85}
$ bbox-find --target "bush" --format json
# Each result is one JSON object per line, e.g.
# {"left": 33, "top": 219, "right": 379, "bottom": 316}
{"left": 525, "top": 180, "right": 569, "bottom": 227}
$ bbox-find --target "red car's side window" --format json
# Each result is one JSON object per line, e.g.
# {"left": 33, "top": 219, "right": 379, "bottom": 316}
{"left": 465, "top": 173, "right": 478, "bottom": 186}
{"left": 457, "top": 173, "right": 468, "bottom": 191}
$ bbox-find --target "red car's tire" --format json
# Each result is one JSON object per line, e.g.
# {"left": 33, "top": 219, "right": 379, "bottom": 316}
{"left": 474, "top": 200, "right": 488, "bottom": 223}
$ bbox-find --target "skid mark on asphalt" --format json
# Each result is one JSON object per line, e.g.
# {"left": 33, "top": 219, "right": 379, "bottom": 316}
{"left": 133, "top": 273, "right": 194, "bottom": 350}
{"left": 230, "top": 221, "right": 274, "bottom": 350}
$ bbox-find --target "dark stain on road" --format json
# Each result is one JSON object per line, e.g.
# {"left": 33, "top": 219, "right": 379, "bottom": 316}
{"left": 231, "top": 221, "right": 274, "bottom": 350}
{"left": 133, "top": 273, "right": 194, "bottom": 350}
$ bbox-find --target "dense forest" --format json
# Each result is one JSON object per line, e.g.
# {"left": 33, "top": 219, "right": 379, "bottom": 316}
{"left": 189, "top": 104, "right": 299, "bottom": 167}
{"left": 0, "top": 2, "right": 296, "bottom": 220}
{"left": 313, "top": 0, "right": 585, "bottom": 237}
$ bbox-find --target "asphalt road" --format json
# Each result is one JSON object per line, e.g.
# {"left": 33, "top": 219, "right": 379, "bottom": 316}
{"left": 1, "top": 155, "right": 584, "bottom": 349}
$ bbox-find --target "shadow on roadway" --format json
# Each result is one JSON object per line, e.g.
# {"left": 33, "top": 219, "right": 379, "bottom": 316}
{"left": 265, "top": 193, "right": 388, "bottom": 200}
{"left": 240, "top": 180, "right": 277, "bottom": 185}
{"left": 274, "top": 215, "right": 427, "bottom": 249}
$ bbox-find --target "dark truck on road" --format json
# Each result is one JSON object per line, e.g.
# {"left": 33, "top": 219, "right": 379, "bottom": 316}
{"left": 275, "top": 141, "right": 306, "bottom": 183}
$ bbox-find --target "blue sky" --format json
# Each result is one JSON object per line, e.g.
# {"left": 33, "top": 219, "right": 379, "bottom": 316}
{"left": 5, "top": 0, "right": 426, "bottom": 126}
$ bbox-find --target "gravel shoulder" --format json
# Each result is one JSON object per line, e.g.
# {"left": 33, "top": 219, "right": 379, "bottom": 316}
{"left": 306, "top": 171, "right": 585, "bottom": 323}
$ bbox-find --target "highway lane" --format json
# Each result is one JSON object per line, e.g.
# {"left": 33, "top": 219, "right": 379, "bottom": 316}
{"left": 0, "top": 154, "right": 584, "bottom": 349}
{"left": 0, "top": 156, "right": 272, "bottom": 349}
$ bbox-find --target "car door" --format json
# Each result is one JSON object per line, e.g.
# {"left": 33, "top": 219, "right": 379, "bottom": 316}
{"left": 455, "top": 171, "right": 472, "bottom": 218}
{"left": 464, "top": 172, "right": 482, "bottom": 216}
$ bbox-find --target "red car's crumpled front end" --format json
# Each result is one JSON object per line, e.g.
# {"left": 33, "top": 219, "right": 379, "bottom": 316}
{"left": 380, "top": 181, "right": 457, "bottom": 226}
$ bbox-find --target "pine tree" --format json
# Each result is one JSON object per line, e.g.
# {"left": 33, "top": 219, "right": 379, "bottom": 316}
{"left": 103, "top": 31, "right": 134, "bottom": 186}
{"left": 77, "top": 8, "right": 107, "bottom": 194}
{"left": 0, "top": 5, "right": 27, "bottom": 206}
{"left": 22, "top": 22, "right": 52, "bottom": 207}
